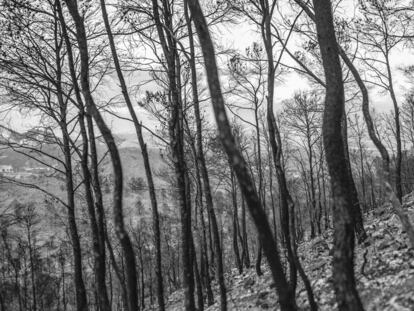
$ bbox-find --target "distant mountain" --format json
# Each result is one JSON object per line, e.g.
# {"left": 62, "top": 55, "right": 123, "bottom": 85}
{"left": 114, "top": 132, "right": 164, "bottom": 149}
{"left": 0, "top": 149, "right": 57, "bottom": 171}
{"left": 0, "top": 131, "right": 168, "bottom": 182}
{"left": 99, "top": 146, "right": 168, "bottom": 184}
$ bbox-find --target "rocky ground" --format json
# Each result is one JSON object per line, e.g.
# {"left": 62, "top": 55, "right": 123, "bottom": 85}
{"left": 164, "top": 193, "right": 414, "bottom": 310}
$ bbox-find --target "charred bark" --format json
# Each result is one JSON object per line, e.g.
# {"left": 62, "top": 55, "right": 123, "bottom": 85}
{"left": 151, "top": 1, "right": 195, "bottom": 309}
{"left": 64, "top": 1, "right": 138, "bottom": 310}
{"left": 187, "top": 1, "right": 296, "bottom": 309}
{"left": 99, "top": 1, "right": 165, "bottom": 309}
{"left": 312, "top": 1, "right": 364, "bottom": 310}
{"left": 56, "top": 3, "right": 111, "bottom": 308}
{"left": 184, "top": 2, "right": 227, "bottom": 308}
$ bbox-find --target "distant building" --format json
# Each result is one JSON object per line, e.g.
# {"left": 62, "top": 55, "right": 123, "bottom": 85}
{"left": 23, "top": 166, "right": 51, "bottom": 174}
{"left": 0, "top": 165, "right": 13, "bottom": 173}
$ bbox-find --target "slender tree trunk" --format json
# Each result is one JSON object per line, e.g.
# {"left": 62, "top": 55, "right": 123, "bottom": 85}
{"left": 137, "top": 243, "right": 145, "bottom": 310}
{"left": 341, "top": 114, "right": 367, "bottom": 243}
{"left": 316, "top": 164, "right": 324, "bottom": 234}
{"left": 201, "top": 206, "right": 214, "bottom": 305}
{"left": 386, "top": 55, "right": 403, "bottom": 202}
{"left": 312, "top": 1, "right": 364, "bottom": 310}
{"left": 62, "top": 131, "right": 88, "bottom": 311}
{"left": 258, "top": 0, "right": 300, "bottom": 297}
{"left": 241, "top": 197, "right": 250, "bottom": 268}
{"left": 191, "top": 237, "right": 204, "bottom": 311}
{"left": 61, "top": 258, "right": 66, "bottom": 311}
{"left": 78, "top": 112, "right": 111, "bottom": 311}
{"left": 293, "top": 0, "right": 367, "bottom": 241}
{"left": 57, "top": 107, "right": 89, "bottom": 311}
{"left": 320, "top": 155, "right": 330, "bottom": 230}
{"left": 268, "top": 152, "right": 278, "bottom": 237}
{"left": 64, "top": 2, "right": 138, "bottom": 310}
{"left": 307, "top": 132, "right": 319, "bottom": 235}
{"left": 151, "top": 1, "right": 196, "bottom": 309}
{"left": 54, "top": 10, "right": 89, "bottom": 310}
{"left": 255, "top": 238, "right": 263, "bottom": 276}
{"left": 259, "top": 2, "right": 316, "bottom": 305}
{"left": 253, "top": 103, "right": 264, "bottom": 277}
{"left": 99, "top": 1, "right": 165, "bottom": 309}
{"left": 85, "top": 115, "right": 111, "bottom": 310}
{"left": 17, "top": 268, "right": 22, "bottom": 311}
{"left": 187, "top": 1, "right": 296, "bottom": 309}
{"left": 357, "top": 136, "right": 367, "bottom": 210}
{"left": 184, "top": 2, "right": 227, "bottom": 308}
{"left": 57, "top": 12, "right": 109, "bottom": 307}
{"left": 105, "top": 230, "right": 128, "bottom": 310}
{"left": 231, "top": 172, "right": 243, "bottom": 273}
{"left": 56, "top": 4, "right": 110, "bottom": 309}
{"left": 184, "top": 118, "right": 214, "bottom": 307}
{"left": 27, "top": 228, "right": 36, "bottom": 311}
{"left": 293, "top": 0, "right": 414, "bottom": 247}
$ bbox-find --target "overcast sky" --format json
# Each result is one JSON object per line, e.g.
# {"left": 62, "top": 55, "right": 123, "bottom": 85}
{"left": 2, "top": 0, "right": 414, "bottom": 138}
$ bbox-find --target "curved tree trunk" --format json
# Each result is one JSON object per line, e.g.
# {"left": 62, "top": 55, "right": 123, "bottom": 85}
{"left": 56, "top": 4, "right": 111, "bottom": 308}
{"left": 293, "top": 0, "right": 414, "bottom": 247}
{"left": 341, "top": 114, "right": 367, "bottom": 243}
{"left": 63, "top": 2, "right": 138, "bottom": 310}
{"left": 77, "top": 112, "right": 111, "bottom": 311}
{"left": 259, "top": 0, "right": 299, "bottom": 297}
{"left": 184, "top": 2, "right": 227, "bottom": 308}
{"left": 99, "top": 1, "right": 165, "bottom": 309}
{"left": 312, "top": 1, "right": 364, "bottom": 310}
{"left": 231, "top": 171, "right": 243, "bottom": 274}
{"left": 105, "top": 225, "right": 129, "bottom": 310}
{"left": 386, "top": 59, "right": 403, "bottom": 202}
{"left": 187, "top": 1, "right": 296, "bottom": 309}
{"left": 62, "top": 124, "right": 88, "bottom": 311}
{"left": 54, "top": 5, "right": 89, "bottom": 311}
{"left": 292, "top": 0, "right": 367, "bottom": 243}
{"left": 258, "top": 2, "right": 318, "bottom": 309}
{"left": 151, "top": 1, "right": 196, "bottom": 309}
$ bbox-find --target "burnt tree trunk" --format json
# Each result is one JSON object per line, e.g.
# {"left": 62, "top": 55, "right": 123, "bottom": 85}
{"left": 241, "top": 197, "right": 250, "bottom": 268}
{"left": 64, "top": 1, "right": 138, "bottom": 310}
{"left": 258, "top": 3, "right": 318, "bottom": 308}
{"left": 341, "top": 113, "right": 367, "bottom": 243}
{"left": 312, "top": 1, "right": 364, "bottom": 310}
{"left": 184, "top": 2, "right": 227, "bottom": 308}
{"left": 151, "top": 1, "right": 195, "bottom": 309}
{"left": 54, "top": 5, "right": 89, "bottom": 311}
{"left": 293, "top": 0, "right": 414, "bottom": 247}
{"left": 99, "top": 1, "right": 165, "bottom": 309}
{"left": 77, "top": 112, "right": 111, "bottom": 311}
{"left": 187, "top": 1, "right": 296, "bottom": 309}
{"left": 56, "top": 4, "right": 111, "bottom": 308}
{"left": 259, "top": 0, "right": 298, "bottom": 295}
{"left": 291, "top": 0, "right": 368, "bottom": 243}
{"left": 61, "top": 120, "right": 88, "bottom": 311}
{"left": 231, "top": 171, "right": 243, "bottom": 274}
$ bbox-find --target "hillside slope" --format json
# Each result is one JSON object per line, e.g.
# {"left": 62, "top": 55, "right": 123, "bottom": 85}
{"left": 165, "top": 194, "right": 414, "bottom": 310}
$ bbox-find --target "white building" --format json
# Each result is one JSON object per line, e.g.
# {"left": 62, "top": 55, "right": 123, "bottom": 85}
{"left": 0, "top": 165, "right": 13, "bottom": 173}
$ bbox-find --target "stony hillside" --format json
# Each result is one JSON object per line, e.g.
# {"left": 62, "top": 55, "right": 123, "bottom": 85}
{"left": 165, "top": 193, "right": 414, "bottom": 311}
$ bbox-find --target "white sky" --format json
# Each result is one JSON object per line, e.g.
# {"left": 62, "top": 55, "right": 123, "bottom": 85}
{"left": 106, "top": 17, "right": 414, "bottom": 136}
{"left": 2, "top": 0, "right": 414, "bottom": 137}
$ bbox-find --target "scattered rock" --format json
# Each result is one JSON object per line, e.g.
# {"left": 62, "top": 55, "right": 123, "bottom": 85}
{"left": 243, "top": 277, "right": 255, "bottom": 289}
{"left": 257, "top": 291, "right": 269, "bottom": 300}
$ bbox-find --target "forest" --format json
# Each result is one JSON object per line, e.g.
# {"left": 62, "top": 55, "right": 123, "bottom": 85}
{"left": 0, "top": 0, "right": 414, "bottom": 310}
